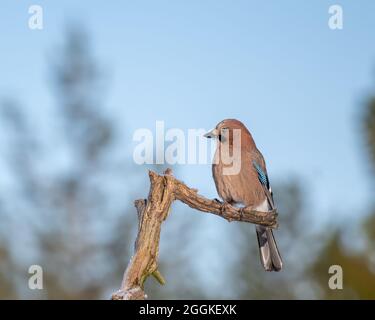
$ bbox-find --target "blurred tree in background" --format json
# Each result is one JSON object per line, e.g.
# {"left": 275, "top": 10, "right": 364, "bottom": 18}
{"left": 0, "top": 26, "right": 374, "bottom": 299}
{"left": 0, "top": 27, "right": 138, "bottom": 298}
{"left": 307, "top": 86, "right": 375, "bottom": 299}
{"left": 364, "top": 95, "right": 375, "bottom": 172}
{"left": 0, "top": 27, "right": 202, "bottom": 299}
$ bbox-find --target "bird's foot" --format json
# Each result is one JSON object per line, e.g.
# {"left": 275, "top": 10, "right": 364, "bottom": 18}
{"left": 214, "top": 199, "right": 234, "bottom": 221}
{"left": 220, "top": 201, "right": 233, "bottom": 218}
{"left": 238, "top": 207, "right": 244, "bottom": 221}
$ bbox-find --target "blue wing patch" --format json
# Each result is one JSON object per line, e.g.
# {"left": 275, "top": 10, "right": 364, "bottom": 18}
{"left": 252, "top": 160, "right": 269, "bottom": 189}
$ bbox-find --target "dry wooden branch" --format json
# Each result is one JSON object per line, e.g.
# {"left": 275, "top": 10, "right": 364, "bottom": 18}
{"left": 111, "top": 169, "right": 278, "bottom": 300}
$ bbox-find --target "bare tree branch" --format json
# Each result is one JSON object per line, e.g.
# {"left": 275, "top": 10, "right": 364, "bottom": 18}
{"left": 111, "top": 169, "right": 278, "bottom": 300}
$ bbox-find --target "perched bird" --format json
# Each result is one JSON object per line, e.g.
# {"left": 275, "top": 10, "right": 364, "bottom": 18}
{"left": 204, "top": 119, "right": 282, "bottom": 271}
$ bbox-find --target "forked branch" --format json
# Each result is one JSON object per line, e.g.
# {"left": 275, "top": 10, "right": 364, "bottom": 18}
{"left": 111, "top": 169, "right": 278, "bottom": 300}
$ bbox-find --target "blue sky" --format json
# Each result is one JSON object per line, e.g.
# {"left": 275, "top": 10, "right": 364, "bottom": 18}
{"left": 1, "top": 0, "right": 375, "bottom": 225}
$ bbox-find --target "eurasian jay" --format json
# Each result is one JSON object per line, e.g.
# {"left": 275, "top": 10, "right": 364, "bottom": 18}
{"left": 204, "top": 119, "right": 282, "bottom": 271}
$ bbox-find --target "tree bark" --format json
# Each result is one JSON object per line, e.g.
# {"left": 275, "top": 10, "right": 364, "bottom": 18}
{"left": 111, "top": 169, "right": 278, "bottom": 300}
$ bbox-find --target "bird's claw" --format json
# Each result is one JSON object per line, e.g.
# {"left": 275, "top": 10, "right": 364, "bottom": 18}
{"left": 214, "top": 199, "right": 234, "bottom": 221}
{"left": 238, "top": 207, "right": 244, "bottom": 220}
{"left": 220, "top": 201, "right": 231, "bottom": 213}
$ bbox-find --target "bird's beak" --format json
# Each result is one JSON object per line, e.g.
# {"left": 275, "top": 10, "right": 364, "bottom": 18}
{"left": 204, "top": 128, "right": 219, "bottom": 138}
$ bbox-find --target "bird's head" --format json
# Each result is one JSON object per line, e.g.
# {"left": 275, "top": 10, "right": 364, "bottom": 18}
{"left": 204, "top": 119, "right": 253, "bottom": 147}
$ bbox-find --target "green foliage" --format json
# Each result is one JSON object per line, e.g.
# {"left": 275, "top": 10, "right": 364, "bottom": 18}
{"left": 311, "top": 232, "right": 375, "bottom": 299}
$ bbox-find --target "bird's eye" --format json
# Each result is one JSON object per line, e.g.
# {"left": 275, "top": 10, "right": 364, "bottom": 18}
{"left": 218, "top": 134, "right": 222, "bottom": 142}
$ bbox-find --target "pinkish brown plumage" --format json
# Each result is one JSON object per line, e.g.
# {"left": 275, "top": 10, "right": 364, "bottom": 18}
{"left": 205, "top": 119, "right": 282, "bottom": 271}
